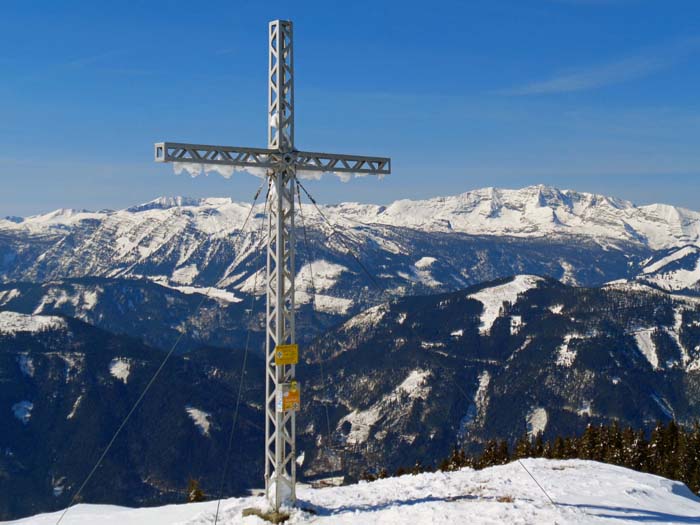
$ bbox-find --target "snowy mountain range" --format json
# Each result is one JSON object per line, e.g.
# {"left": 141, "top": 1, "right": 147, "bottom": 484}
{"left": 5, "top": 185, "right": 700, "bottom": 251}
{"left": 1, "top": 185, "right": 699, "bottom": 351}
{"left": 9, "top": 459, "right": 700, "bottom": 524}
{"left": 2, "top": 185, "right": 699, "bottom": 291}
{"left": 2, "top": 186, "right": 700, "bottom": 520}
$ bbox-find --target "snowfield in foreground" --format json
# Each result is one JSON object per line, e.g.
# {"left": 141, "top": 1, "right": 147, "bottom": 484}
{"left": 7, "top": 460, "right": 700, "bottom": 524}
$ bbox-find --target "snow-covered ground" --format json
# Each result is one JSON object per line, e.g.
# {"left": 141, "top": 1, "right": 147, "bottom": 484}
{"left": 0, "top": 311, "right": 67, "bottom": 335}
{"left": 7, "top": 460, "right": 700, "bottom": 524}
{"left": 468, "top": 275, "right": 542, "bottom": 335}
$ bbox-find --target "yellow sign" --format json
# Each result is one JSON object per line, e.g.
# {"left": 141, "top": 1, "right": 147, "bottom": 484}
{"left": 276, "top": 381, "right": 301, "bottom": 412}
{"left": 274, "top": 344, "right": 299, "bottom": 366}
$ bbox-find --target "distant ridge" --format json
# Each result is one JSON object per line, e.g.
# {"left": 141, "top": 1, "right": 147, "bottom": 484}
{"left": 4, "top": 185, "right": 699, "bottom": 250}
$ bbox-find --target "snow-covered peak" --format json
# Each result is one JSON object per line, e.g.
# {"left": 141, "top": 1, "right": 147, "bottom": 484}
{"left": 127, "top": 196, "right": 239, "bottom": 213}
{"left": 355, "top": 185, "right": 700, "bottom": 249}
{"left": 127, "top": 196, "right": 208, "bottom": 212}
{"left": 14, "top": 459, "right": 700, "bottom": 524}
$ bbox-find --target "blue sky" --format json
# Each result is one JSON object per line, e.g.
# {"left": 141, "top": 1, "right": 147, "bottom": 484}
{"left": 1, "top": 0, "right": 699, "bottom": 216}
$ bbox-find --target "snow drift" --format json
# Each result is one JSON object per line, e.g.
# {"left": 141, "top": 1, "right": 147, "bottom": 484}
{"left": 9, "top": 459, "right": 700, "bottom": 524}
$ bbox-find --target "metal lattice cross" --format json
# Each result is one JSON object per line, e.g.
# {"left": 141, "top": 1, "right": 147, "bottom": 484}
{"left": 154, "top": 19, "right": 391, "bottom": 512}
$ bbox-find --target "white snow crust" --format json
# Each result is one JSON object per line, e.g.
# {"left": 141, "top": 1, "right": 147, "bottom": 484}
{"left": 414, "top": 256, "right": 437, "bottom": 269}
{"left": 641, "top": 249, "right": 700, "bottom": 292}
{"left": 338, "top": 369, "right": 430, "bottom": 445}
{"left": 633, "top": 329, "right": 659, "bottom": 369}
{"left": 460, "top": 370, "right": 491, "bottom": 435}
{"left": 0, "top": 312, "right": 67, "bottom": 335}
{"left": 171, "top": 264, "right": 199, "bottom": 284}
{"left": 67, "top": 394, "right": 84, "bottom": 420}
{"left": 642, "top": 246, "right": 699, "bottom": 274}
{"left": 556, "top": 334, "right": 582, "bottom": 367}
{"left": 468, "top": 275, "right": 542, "bottom": 335}
{"left": 13, "top": 459, "right": 700, "bottom": 524}
{"left": 526, "top": 407, "right": 549, "bottom": 437}
{"left": 185, "top": 406, "right": 212, "bottom": 437}
{"left": 0, "top": 288, "right": 20, "bottom": 305}
{"left": 109, "top": 358, "right": 131, "bottom": 384}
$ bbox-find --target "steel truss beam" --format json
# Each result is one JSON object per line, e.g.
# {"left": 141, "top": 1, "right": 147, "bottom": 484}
{"left": 154, "top": 142, "right": 391, "bottom": 176}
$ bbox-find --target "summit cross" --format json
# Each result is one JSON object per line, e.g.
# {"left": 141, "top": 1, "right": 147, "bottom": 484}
{"left": 153, "top": 20, "right": 391, "bottom": 513}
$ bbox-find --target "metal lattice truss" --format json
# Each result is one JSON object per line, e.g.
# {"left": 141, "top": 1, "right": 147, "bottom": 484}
{"left": 265, "top": 168, "right": 296, "bottom": 506}
{"left": 154, "top": 143, "right": 390, "bottom": 176}
{"left": 154, "top": 19, "right": 391, "bottom": 513}
{"left": 269, "top": 19, "right": 294, "bottom": 151}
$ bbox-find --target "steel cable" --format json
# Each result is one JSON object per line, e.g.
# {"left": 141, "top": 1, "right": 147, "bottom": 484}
{"left": 55, "top": 180, "right": 267, "bottom": 525}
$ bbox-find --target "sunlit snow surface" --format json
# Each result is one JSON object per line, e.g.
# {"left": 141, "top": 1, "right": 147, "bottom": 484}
{"left": 0, "top": 312, "right": 67, "bottom": 335}
{"left": 468, "top": 275, "right": 542, "bottom": 335}
{"left": 10, "top": 460, "right": 700, "bottom": 524}
{"left": 109, "top": 358, "right": 131, "bottom": 384}
{"left": 185, "top": 406, "right": 213, "bottom": 437}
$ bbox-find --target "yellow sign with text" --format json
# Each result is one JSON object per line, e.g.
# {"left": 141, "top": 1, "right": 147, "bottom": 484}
{"left": 274, "top": 344, "right": 299, "bottom": 366}
{"left": 276, "top": 381, "right": 301, "bottom": 412}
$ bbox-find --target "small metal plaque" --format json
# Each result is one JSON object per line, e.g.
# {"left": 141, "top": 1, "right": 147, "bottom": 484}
{"left": 274, "top": 344, "right": 299, "bottom": 366}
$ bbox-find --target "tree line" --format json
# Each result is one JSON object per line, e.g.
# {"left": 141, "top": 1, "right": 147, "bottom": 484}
{"left": 362, "top": 421, "right": 700, "bottom": 495}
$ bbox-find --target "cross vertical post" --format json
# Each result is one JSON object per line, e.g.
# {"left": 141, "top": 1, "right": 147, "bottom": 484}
{"left": 153, "top": 17, "right": 390, "bottom": 517}
{"left": 266, "top": 19, "right": 297, "bottom": 511}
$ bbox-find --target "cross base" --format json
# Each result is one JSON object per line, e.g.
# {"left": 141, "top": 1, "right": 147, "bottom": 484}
{"left": 242, "top": 507, "right": 291, "bottom": 523}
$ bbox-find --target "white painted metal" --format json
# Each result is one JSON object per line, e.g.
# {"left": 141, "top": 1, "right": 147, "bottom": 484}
{"left": 266, "top": 19, "right": 297, "bottom": 510}
{"left": 154, "top": 18, "right": 390, "bottom": 513}
{"left": 154, "top": 142, "right": 390, "bottom": 175}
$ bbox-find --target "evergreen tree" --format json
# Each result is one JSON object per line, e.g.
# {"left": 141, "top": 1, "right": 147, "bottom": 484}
{"left": 662, "top": 420, "right": 681, "bottom": 481}
{"left": 495, "top": 440, "right": 510, "bottom": 465}
{"left": 478, "top": 440, "right": 500, "bottom": 469}
{"left": 411, "top": 460, "right": 424, "bottom": 475}
{"left": 687, "top": 422, "right": 700, "bottom": 493}
{"left": 513, "top": 434, "right": 533, "bottom": 460}
{"left": 532, "top": 433, "right": 545, "bottom": 457}
{"left": 648, "top": 421, "right": 666, "bottom": 474}
{"left": 580, "top": 424, "right": 595, "bottom": 460}
{"left": 563, "top": 437, "right": 576, "bottom": 459}
{"left": 551, "top": 436, "right": 567, "bottom": 460}
{"left": 187, "top": 478, "right": 206, "bottom": 503}
{"left": 435, "top": 420, "right": 700, "bottom": 497}
{"left": 604, "top": 421, "right": 623, "bottom": 466}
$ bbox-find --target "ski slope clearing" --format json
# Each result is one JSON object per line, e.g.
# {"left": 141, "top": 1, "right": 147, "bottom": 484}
{"left": 8, "top": 460, "right": 700, "bottom": 524}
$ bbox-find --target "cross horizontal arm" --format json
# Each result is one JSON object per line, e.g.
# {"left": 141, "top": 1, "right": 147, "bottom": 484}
{"left": 154, "top": 142, "right": 278, "bottom": 169}
{"left": 155, "top": 142, "right": 391, "bottom": 176}
{"left": 294, "top": 150, "right": 390, "bottom": 175}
